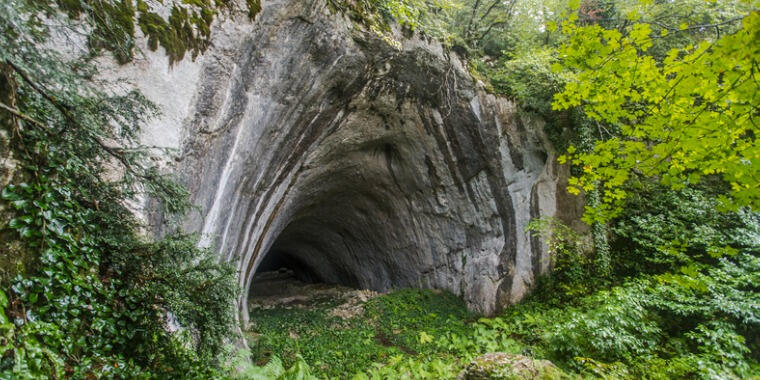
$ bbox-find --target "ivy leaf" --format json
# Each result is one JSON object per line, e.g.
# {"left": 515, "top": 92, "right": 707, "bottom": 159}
{"left": 8, "top": 218, "right": 25, "bottom": 229}
{"left": 46, "top": 219, "right": 66, "bottom": 236}
{"left": 1, "top": 186, "right": 20, "bottom": 201}
{"left": 19, "top": 227, "right": 35, "bottom": 239}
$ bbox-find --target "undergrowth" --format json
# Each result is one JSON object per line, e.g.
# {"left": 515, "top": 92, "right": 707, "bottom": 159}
{"left": 246, "top": 289, "right": 476, "bottom": 378}
{"left": 245, "top": 254, "right": 759, "bottom": 379}
{"left": 244, "top": 184, "right": 760, "bottom": 379}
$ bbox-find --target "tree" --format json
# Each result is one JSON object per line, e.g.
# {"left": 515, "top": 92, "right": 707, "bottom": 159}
{"left": 553, "top": 0, "right": 760, "bottom": 223}
{"left": 459, "top": 0, "right": 519, "bottom": 48}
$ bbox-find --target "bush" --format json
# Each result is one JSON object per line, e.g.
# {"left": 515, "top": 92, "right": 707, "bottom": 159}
{"left": 480, "top": 49, "right": 568, "bottom": 117}
{"left": 496, "top": 252, "right": 760, "bottom": 379}
{"left": 610, "top": 180, "right": 760, "bottom": 277}
{"left": 526, "top": 217, "right": 595, "bottom": 304}
{"left": 546, "top": 283, "right": 662, "bottom": 365}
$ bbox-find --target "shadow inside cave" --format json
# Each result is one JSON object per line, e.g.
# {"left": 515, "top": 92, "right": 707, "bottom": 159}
{"left": 246, "top": 246, "right": 370, "bottom": 315}
{"left": 248, "top": 247, "right": 356, "bottom": 301}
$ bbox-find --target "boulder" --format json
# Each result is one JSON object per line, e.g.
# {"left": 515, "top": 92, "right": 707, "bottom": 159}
{"left": 457, "top": 353, "right": 562, "bottom": 380}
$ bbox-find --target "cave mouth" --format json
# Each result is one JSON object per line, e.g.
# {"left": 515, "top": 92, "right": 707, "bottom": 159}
{"left": 244, "top": 143, "right": 425, "bottom": 312}
{"left": 255, "top": 249, "right": 322, "bottom": 283}
{"left": 248, "top": 246, "right": 360, "bottom": 301}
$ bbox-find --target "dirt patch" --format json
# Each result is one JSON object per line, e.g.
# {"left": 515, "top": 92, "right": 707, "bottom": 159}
{"left": 329, "top": 289, "right": 379, "bottom": 319}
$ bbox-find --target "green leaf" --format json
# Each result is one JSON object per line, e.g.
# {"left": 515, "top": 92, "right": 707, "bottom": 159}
{"left": 1, "top": 186, "right": 19, "bottom": 201}
{"left": 8, "top": 218, "right": 25, "bottom": 229}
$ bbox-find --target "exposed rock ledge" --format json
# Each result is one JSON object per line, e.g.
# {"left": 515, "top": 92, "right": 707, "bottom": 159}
{"left": 104, "top": 0, "right": 582, "bottom": 323}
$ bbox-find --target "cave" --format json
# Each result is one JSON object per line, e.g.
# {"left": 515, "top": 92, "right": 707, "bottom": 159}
{"left": 230, "top": 86, "right": 563, "bottom": 322}
{"left": 245, "top": 165, "right": 412, "bottom": 306}
{"left": 148, "top": 0, "right": 576, "bottom": 323}
{"left": 253, "top": 248, "right": 324, "bottom": 284}
{"left": 215, "top": 60, "right": 566, "bottom": 323}
{"left": 248, "top": 248, "right": 326, "bottom": 300}
{"left": 246, "top": 142, "right": 420, "bottom": 302}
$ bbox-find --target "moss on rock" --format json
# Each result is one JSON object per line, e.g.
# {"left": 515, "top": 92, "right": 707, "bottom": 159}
{"left": 457, "top": 353, "right": 564, "bottom": 380}
{"left": 48, "top": 0, "right": 262, "bottom": 64}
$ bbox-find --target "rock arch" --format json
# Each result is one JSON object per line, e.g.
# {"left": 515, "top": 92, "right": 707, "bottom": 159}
{"left": 130, "top": 0, "right": 580, "bottom": 324}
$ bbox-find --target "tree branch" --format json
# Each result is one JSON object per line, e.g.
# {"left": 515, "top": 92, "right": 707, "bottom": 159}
{"left": 5, "top": 60, "right": 74, "bottom": 126}
{"left": 3, "top": 60, "right": 174, "bottom": 195}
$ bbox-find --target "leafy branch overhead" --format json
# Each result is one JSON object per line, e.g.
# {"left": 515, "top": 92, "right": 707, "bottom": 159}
{"left": 553, "top": 1, "right": 760, "bottom": 222}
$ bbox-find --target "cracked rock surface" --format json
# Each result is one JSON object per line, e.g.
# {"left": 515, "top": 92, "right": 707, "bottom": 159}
{"left": 116, "top": 0, "right": 582, "bottom": 323}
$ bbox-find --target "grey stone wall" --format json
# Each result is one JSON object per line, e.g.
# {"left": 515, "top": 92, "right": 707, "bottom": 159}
{"left": 114, "top": 0, "right": 578, "bottom": 323}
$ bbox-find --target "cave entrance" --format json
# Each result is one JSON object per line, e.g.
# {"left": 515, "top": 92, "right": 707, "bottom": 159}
{"left": 246, "top": 246, "right": 375, "bottom": 326}
{"left": 248, "top": 248, "right": 326, "bottom": 299}
{"left": 247, "top": 243, "right": 364, "bottom": 310}
{"left": 242, "top": 145, "right": 423, "bottom": 316}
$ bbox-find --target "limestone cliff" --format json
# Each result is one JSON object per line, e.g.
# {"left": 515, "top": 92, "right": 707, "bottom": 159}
{"left": 108, "top": 0, "right": 580, "bottom": 323}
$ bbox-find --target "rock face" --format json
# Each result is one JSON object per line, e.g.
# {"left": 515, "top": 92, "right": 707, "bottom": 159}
{"left": 457, "top": 353, "right": 562, "bottom": 380}
{"left": 119, "top": 0, "right": 577, "bottom": 323}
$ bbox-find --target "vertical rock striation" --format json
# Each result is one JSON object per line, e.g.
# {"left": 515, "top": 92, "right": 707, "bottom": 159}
{"left": 124, "top": 0, "right": 577, "bottom": 323}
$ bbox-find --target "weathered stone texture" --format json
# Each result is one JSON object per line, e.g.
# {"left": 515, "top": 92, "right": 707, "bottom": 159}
{"left": 114, "top": 0, "right": 578, "bottom": 323}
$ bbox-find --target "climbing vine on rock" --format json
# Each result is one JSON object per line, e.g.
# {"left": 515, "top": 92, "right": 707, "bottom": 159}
{"left": 0, "top": 0, "right": 239, "bottom": 377}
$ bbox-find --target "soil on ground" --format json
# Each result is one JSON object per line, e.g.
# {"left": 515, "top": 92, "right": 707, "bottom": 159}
{"left": 248, "top": 269, "right": 380, "bottom": 319}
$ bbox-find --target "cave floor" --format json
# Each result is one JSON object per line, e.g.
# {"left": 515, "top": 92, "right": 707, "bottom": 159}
{"left": 243, "top": 273, "right": 477, "bottom": 377}
{"left": 247, "top": 270, "right": 381, "bottom": 317}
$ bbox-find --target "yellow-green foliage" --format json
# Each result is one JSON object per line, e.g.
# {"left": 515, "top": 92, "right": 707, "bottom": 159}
{"left": 553, "top": 1, "right": 760, "bottom": 223}
{"left": 50, "top": 0, "right": 262, "bottom": 64}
